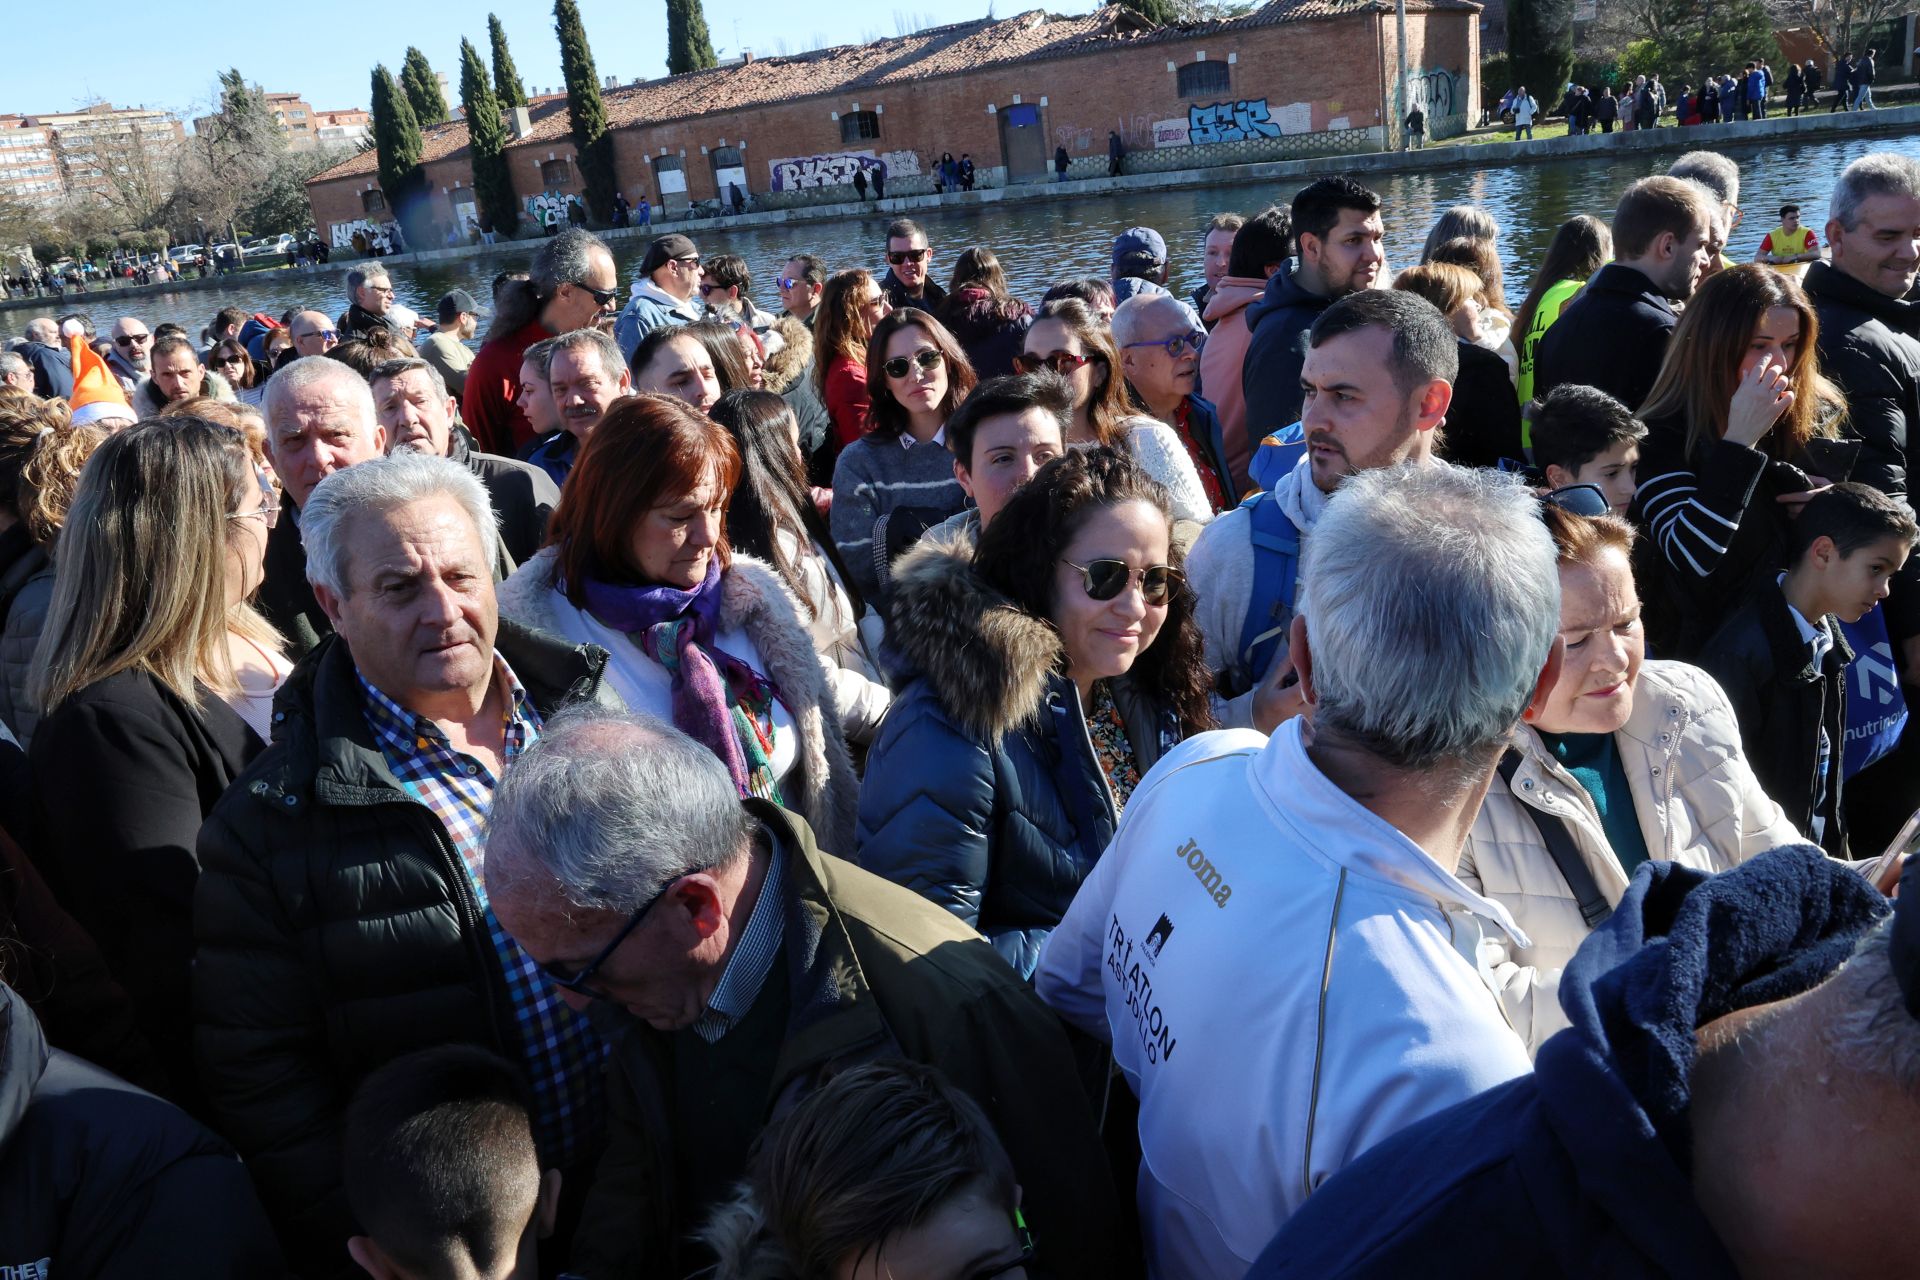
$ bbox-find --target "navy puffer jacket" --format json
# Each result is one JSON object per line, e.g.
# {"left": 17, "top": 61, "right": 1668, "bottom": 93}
{"left": 856, "top": 532, "right": 1178, "bottom": 976}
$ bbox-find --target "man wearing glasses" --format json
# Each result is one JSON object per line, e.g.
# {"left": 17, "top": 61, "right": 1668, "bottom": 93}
{"left": 481, "top": 708, "right": 1128, "bottom": 1277}
{"left": 194, "top": 453, "right": 617, "bottom": 1270}
{"left": 1113, "top": 293, "right": 1237, "bottom": 514}
{"left": 777, "top": 253, "right": 826, "bottom": 327}
{"left": 338, "top": 265, "right": 407, "bottom": 342}
{"left": 880, "top": 217, "right": 945, "bottom": 312}
{"left": 289, "top": 311, "right": 341, "bottom": 360}
{"left": 613, "top": 232, "right": 704, "bottom": 363}
{"left": 105, "top": 316, "right": 153, "bottom": 393}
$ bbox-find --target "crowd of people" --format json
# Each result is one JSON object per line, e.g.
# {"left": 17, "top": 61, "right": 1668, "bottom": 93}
{"left": 3, "top": 142, "right": 1920, "bottom": 1280}
{"left": 1518, "top": 50, "right": 1888, "bottom": 140}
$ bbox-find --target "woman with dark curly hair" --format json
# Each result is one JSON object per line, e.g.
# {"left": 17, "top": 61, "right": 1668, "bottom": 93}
{"left": 857, "top": 447, "right": 1213, "bottom": 976}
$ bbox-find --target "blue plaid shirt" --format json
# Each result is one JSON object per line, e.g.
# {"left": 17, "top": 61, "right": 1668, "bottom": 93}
{"left": 358, "top": 661, "right": 604, "bottom": 1169}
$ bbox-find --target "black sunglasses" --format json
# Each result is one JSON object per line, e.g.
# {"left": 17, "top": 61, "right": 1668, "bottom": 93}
{"left": 1062, "top": 558, "right": 1183, "bottom": 606}
{"left": 1542, "top": 482, "right": 1612, "bottom": 517}
{"left": 883, "top": 348, "right": 944, "bottom": 379}
{"left": 1014, "top": 349, "right": 1096, "bottom": 375}
{"left": 571, "top": 280, "right": 619, "bottom": 307}
{"left": 113, "top": 333, "right": 151, "bottom": 346}
{"left": 887, "top": 248, "right": 930, "bottom": 265}
{"left": 539, "top": 879, "right": 674, "bottom": 998}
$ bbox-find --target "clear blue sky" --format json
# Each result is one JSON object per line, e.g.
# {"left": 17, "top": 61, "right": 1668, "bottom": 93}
{"left": 6, "top": 0, "right": 1102, "bottom": 123}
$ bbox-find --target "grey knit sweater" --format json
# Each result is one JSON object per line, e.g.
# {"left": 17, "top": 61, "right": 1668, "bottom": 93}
{"left": 829, "top": 434, "right": 967, "bottom": 604}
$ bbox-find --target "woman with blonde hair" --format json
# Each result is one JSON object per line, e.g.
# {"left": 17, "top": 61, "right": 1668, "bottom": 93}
{"left": 812, "top": 268, "right": 891, "bottom": 450}
{"left": 0, "top": 416, "right": 107, "bottom": 746}
{"left": 1018, "top": 298, "right": 1211, "bottom": 524}
{"left": 28, "top": 416, "right": 287, "bottom": 1106}
{"left": 1632, "top": 263, "right": 1846, "bottom": 657}
{"left": 1392, "top": 262, "right": 1524, "bottom": 468}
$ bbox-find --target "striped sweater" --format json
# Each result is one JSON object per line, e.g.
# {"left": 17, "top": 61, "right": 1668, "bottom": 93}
{"left": 829, "top": 433, "right": 968, "bottom": 604}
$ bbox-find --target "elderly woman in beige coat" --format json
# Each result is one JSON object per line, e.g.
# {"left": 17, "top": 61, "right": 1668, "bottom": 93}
{"left": 1459, "top": 503, "right": 1802, "bottom": 1053}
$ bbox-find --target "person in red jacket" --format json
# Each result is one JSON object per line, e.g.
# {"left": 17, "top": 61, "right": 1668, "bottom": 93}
{"left": 812, "top": 268, "right": 893, "bottom": 449}
{"left": 461, "top": 229, "right": 618, "bottom": 455}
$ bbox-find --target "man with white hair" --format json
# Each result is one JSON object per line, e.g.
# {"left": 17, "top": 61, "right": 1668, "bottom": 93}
{"left": 370, "top": 355, "right": 558, "bottom": 565}
{"left": 1036, "top": 461, "right": 1563, "bottom": 1280}
{"left": 193, "top": 452, "right": 620, "bottom": 1272}
{"left": 337, "top": 264, "right": 407, "bottom": 341}
{"left": 1668, "top": 150, "right": 1742, "bottom": 275}
{"left": 482, "top": 708, "right": 1127, "bottom": 1276}
{"left": 19, "top": 317, "right": 72, "bottom": 399}
{"left": 0, "top": 351, "right": 31, "bottom": 392}
{"left": 526, "top": 327, "right": 630, "bottom": 485}
{"left": 1113, "top": 292, "right": 1236, "bottom": 511}
{"left": 1188, "top": 290, "right": 1455, "bottom": 731}
{"left": 258, "top": 355, "right": 387, "bottom": 655}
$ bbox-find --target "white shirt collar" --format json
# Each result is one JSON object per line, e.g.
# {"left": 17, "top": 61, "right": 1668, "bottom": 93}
{"left": 1778, "top": 573, "right": 1834, "bottom": 667}
{"left": 902, "top": 426, "right": 945, "bottom": 449}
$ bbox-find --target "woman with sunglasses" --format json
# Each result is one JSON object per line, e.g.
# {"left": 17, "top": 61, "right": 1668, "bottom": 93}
{"left": 828, "top": 309, "right": 977, "bottom": 604}
{"left": 28, "top": 418, "right": 286, "bottom": 1107}
{"left": 496, "top": 393, "right": 857, "bottom": 851}
{"left": 812, "top": 269, "right": 892, "bottom": 450}
{"left": 858, "top": 448, "right": 1213, "bottom": 977}
{"left": 1020, "top": 298, "right": 1213, "bottom": 525}
{"left": 209, "top": 338, "right": 262, "bottom": 408}
{"left": 1461, "top": 500, "right": 1799, "bottom": 1054}
{"left": 937, "top": 246, "right": 1034, "bottom": 378}
{"left": 1631, "top": 264, "right": 1846, "bottom": 658}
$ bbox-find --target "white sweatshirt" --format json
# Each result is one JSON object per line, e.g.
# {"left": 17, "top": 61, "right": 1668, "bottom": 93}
{"left": 1035, "top": 721, "right": 1535, "bottom": 1280}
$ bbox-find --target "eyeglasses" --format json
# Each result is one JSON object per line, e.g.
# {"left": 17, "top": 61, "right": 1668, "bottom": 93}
{"left": 962, "top": 1210, "right": 1038, "bottom": 1280}
{"left": 776, "top": 276, "right": 812, "bottom": 290}
{"left": 1062, "top": 557, "right": 1183, "bottom": 605}
{"left": 887, "top": 248, "right": 930, "bottom": 265}
{"left": 883, "top": 348, "right": 944, "bottom": 379}
{"left": 1014, "top": 349, "right": 1097, "bottom": 375}
{"left": 1123, "top": 331, "right": 1206, "bottom": 358}
{"left": 1541, "top": 482, "right": 1613, "bottom": 517}
{"left": 572, "top": 281, "right": 620, "bottom": 306}
{"left": 297, "top": 330, "right": 339, "bottom": 343}
{"left": 113, "top": 333, "right": 151, "bottom": 346}
{"left": 367, "top": 284, "right": 394, "bottom": 296}
{"left": 539, "top": 879, "right": 674, "bottom": 999}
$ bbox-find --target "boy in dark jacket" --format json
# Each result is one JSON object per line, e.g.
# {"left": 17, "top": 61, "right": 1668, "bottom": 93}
{"left": 1701, "top": 483, "right": 1916, "bottom": 856}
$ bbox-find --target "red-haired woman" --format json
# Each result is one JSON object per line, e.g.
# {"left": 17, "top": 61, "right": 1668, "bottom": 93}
{"left": 496, "top": 392, "right": 856, "bottom": 849}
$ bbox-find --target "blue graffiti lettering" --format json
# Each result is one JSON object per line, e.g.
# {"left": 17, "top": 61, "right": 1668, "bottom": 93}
{"left": 1188, "top": 99, "right": 1282, "bottom": 144}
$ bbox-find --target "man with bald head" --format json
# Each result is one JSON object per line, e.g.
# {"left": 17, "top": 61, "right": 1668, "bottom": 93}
{"left": 105, "top": 316, "right": 153, "bottom": 393}
{"left": 289, "top": 311, "right": 340, "bottom": 359}
{"left": 259, "top": 355, "right": 387, "bottom": 655}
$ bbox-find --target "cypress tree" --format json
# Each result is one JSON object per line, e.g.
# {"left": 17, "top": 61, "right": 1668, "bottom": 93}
{"left": 1115, "top": 0, "right": 1177, "bottom": 24}
{"left": 666, "top": 0, "right": 719, "bottom": 75}
{"left": 370, "top": 65, "right": 428, "bottom": 243}
{"left": 1507, "top": 0, "right": 1575, "bottom": 112}
{"left": 400, "top": 47, "right": 450, "bottom": 126}
{"left": 460, "top": 37, "right": 519, "bottom": 239}
{"left": 553, "top": 0, "right": 617, "bottom": 223}
{"left": 489, "top": 13, "right": 529, "bottom": 109}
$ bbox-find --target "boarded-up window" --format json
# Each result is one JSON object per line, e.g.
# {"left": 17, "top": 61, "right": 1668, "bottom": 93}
{"left": 360, "top": 189, "right": 386, "bottom": 213}
{"left": 840, "top": 110, "right": 880, "bottom": 143}
{"left": 540, "top": 158, "right": 571, "bottom": 188}
{"left": 1177, "top": 61, "right": 1232, "bottom": 98}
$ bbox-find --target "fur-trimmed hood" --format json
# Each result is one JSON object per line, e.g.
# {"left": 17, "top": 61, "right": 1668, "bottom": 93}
{"left": 884, "top": 530, "right": 1060, "bottom": 744}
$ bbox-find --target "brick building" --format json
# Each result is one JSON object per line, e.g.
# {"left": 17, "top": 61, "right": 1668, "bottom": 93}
{"left": 306, "top": 0, "right": 1477, "bottom": 246}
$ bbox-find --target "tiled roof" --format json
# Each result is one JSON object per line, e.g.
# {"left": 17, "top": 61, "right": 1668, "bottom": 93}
{"left": 313, "top": 0, "right": 1478, "bottom": 185}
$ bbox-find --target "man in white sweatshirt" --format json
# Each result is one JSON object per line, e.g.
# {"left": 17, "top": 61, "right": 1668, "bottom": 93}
{"left": 1036, "top": 461, "right": 1562, "bottom": 1280}
{"left": 1188, "top": 289, "right": 1456, "bottom": 730}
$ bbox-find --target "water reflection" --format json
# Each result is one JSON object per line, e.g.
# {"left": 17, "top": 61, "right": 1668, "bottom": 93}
{"left": 10, "top": 130, "right": 1920, "bottom": 344}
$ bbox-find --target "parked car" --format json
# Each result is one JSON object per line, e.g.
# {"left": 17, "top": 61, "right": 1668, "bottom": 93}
{"left": 242, "top": 234, "right": 294, "bottom": 258}
{"left": 166, "top": 243, "right": 203, "bottom": 264}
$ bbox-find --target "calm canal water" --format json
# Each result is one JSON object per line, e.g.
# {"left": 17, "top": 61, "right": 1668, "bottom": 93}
{"left": 11, "top": 129, "right": 1920, "bottom": 343}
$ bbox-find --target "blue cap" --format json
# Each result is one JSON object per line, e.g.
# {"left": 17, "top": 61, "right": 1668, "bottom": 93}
{"left": 1112, "top": 226, "right": 1167, "bottom": 274}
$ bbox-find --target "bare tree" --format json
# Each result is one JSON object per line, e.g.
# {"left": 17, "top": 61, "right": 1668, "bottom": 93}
{"left": 1771, "top": 0, "right": 1904, "bottom": 56}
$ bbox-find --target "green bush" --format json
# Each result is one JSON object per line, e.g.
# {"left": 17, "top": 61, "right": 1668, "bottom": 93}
{"left": 1482, "top": 54, "right": 1511, "bottom": 107}
{"left": 1569, "top": 55, "right": 1619, "bottom": 89}
{"left": 1619, "top": 40, "right": 1663, "bottom": 83}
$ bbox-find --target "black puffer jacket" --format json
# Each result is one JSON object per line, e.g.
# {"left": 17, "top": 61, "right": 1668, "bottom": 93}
{"left": 1804, "top": 259, "right": 1920, "bottom": 637}
{"left": 0, "top": 981, "right": 284, "bottom": 1278}
{"left": 938, "top": 286, "right": 1035, "bottom": 379}
{"left": 192, "top": 620, "right": 617, "bottom": 1275}
{"left": 447, "top": 424, "right": 560, "bottom": 567}
{"left": 856, "top": 533, "right": 1179, "bottom": 978}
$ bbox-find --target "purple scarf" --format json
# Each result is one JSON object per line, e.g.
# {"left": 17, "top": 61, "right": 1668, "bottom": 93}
{"left": 579, "top": 562, "right": 783, "bottom": 800}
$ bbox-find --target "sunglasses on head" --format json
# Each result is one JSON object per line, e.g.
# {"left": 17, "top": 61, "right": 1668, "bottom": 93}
{"left": 887, "top": 248, "right": 930, "bottom": 265}
{"left": 1014, "top": 349, "right": 1095, "bottom": 375}
{"left": 1062, "top": 558, "right": 1183, "bottom": 605}
{"left": 883, "top": 348, "right": 944, "bottom": 379}
{"left": 1123, "top": 330, "right": 1205, "bottom": 359}
{"left": 1541, "top": 482, "right": 1613, "bottom": 518}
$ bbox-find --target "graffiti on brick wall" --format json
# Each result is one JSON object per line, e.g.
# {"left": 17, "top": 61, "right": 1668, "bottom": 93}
{"left": 1412, "top": 69, "right": 1464, "bottom": 119}
{"left": 525, "top": 191, "right": 574, "bottom": 225}
{"left": 330, "top": 218, "right": 392, "bottom": 250}
{"left": 880, "top": 150, "right": 922, "bottom": 177}
{"left": 769, "top": 150, "right": 885, "bottom": 191}
{"left": 1054, "top": 125, "right": 1095, "bottom": 153}
{"left": 1187, "top": 99, "right": 1307, "bottom": 144}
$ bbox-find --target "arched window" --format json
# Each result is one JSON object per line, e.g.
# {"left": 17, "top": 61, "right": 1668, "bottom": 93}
{"left": 840, "top": 110, "right": 880, "bottom": 144}
{"left": 360, "top": 189, "right": 386, "bottom": 213}
{"left": 1177, "top": 61, "right": 1231, "bottom": 99}
{"left": 540, "top": 158, "right": 571, "bottom": 188}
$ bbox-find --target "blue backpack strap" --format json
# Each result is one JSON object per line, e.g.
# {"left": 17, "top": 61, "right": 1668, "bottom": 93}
{"left": 1237, "top": 493, "right": 1300, "bottom": 686}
